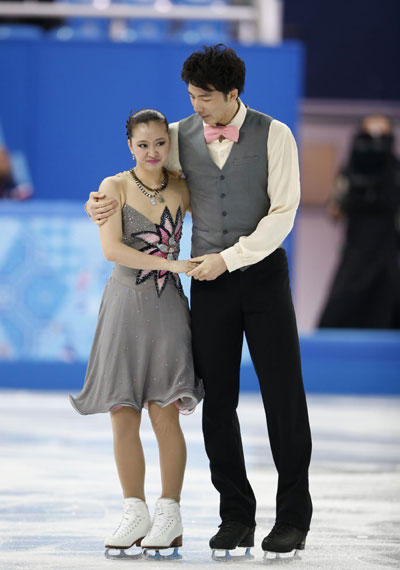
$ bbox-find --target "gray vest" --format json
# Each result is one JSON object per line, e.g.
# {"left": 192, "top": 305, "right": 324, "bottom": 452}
{"left": 178, "top": 107, "right": 272, "bottom": 258}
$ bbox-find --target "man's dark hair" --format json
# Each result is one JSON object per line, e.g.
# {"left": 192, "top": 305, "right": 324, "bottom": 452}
{"left": 126, "top": 109, "right": 169, "bottom": 140}
{"left": 181, "top": 44, "right": 245, "bottom": 96}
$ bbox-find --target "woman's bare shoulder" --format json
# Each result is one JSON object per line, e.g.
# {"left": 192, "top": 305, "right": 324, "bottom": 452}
{"left": 99, "top": 172, "right": 128, "bottom": 201}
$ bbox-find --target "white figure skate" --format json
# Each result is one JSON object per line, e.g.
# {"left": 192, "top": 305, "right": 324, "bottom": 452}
{"left": 104, "top": 498, "right": 150, "bottom": 560}
{"left": 141, "top": 498, "right": 183, "bottom": 560}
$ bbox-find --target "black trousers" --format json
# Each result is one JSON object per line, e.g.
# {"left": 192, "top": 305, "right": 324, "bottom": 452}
{"left": 190, "top": 248, "right": 312, "bottom": 531}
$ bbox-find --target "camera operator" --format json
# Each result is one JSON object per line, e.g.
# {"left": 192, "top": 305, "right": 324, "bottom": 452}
{"left": 319, "top": 114, "right": 400, "bottom": 329}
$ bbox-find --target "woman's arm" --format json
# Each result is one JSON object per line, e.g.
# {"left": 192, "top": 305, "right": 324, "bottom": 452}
{"left": 99, "top": 177, "right": 190, "bottom": 273}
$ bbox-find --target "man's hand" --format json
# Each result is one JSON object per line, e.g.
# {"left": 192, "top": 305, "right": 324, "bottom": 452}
{"left": 86, "top": 191, "right": 118, "bottom": 226}
{"left": 186, "top": 254, "right": 227, "bottom": 281}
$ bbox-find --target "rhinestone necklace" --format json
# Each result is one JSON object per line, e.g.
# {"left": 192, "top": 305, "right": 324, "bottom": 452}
{"left": 130, "top": 168, "right": 168, "bottom": 205}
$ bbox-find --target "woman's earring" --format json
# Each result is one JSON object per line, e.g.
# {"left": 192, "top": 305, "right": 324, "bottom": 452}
{"left": 131, "top": 154, "right": 135, "bottom": 161}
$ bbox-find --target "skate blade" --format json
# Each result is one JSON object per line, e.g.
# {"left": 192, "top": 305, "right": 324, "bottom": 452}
{"left": 212, "top": 547, "right": 254, "bottom": 562}
{"left": 263, "top": 549, "right": 301, "bottom": 564}
{"left": 105, "top": 547, "right": 143, "bottom": 560}
{"left": 143, "top": 547, "right": 182, "bottom": 560}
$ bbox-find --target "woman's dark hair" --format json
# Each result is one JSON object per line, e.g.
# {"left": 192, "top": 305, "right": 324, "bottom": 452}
{"left": 126, "top": 109, "right": 169, "bottom": 140}
{"left": 181, "top": 44, "right": 245, "bottom": 96}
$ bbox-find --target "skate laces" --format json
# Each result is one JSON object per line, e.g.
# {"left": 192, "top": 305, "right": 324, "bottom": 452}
{"left": 112, "top": 504, "right": 145, "bottom": 538}
{"left": 147, "top": 503, "right": 178, "bottom": 538}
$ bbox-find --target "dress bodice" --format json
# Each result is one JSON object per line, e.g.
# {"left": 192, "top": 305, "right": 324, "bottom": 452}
{"left": 122, "top": 203, "right": 182, "bottom": 260}
{"left": 115, "top": 204, "right": 184, "bottom": 297}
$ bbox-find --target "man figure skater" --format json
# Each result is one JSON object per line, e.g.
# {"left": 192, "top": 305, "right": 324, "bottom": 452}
{"left": 86, "top": 44, "right": 312, "bottom": 560}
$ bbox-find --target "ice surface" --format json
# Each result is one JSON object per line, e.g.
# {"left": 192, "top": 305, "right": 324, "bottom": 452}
{"left": 0, "top": 391, "right": 399, "bottom": 569}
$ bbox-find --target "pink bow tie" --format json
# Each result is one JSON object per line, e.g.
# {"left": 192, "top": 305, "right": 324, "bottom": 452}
{"left": 204, "top": 124, "right": 240, "bottom": 143}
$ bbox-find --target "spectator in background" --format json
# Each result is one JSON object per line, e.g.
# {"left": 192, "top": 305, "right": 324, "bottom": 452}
{"left": 319, "top": 114, "right": 400, "bottom": 329}
{"left": 0, "top": 146, "right": 32, "bottom": 200}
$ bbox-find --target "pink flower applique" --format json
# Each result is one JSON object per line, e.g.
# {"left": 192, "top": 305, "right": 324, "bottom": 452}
{"left": 131, "top": 206, "right": 184, "bottom": 297}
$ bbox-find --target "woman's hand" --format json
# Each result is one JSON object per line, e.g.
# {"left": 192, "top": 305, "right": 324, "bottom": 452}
{"left": 169, "top": 260, "right": 199, "bottom": 274}
{"left": 86, "top": 191, "right": 118, "bottom": 225}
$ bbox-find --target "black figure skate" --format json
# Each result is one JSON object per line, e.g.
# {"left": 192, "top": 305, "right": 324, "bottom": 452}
{"left": 262, "top": 523, "right": 306, "bottom": 563}
{"left": 210, "top": 521, "right": 255, "bottom": 562}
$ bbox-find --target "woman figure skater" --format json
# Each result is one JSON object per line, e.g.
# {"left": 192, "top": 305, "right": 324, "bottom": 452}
{"left": 70, "top": 109, "right": 203, "bottom": 559}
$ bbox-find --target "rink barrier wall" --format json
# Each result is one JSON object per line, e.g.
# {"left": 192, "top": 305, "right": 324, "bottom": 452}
{"left": 1, "top": 202, "right": 399, "bottom": 394}
{"left": 244, "top": 330, "right": 400, "bottom": 394}
{"left": 1, "top": 330, "right": 399, "bottom": 394}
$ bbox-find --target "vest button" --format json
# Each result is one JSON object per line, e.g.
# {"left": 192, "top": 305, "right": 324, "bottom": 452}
{"left": 220, "top": 175, "right": 225, "bottom": 180}
{"left": 222, "top": 211, "right": 227, "bottom": 216}
{"left": 220, "top": 193, "right": 226, "bottom": 198}
{"left": 223, "top": 229, "right": 228, "bottom": 234}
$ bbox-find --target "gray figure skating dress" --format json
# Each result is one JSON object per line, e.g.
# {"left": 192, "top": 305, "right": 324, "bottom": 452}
{"left": 70, "top": 203, "right": 203, "bottom": 415}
